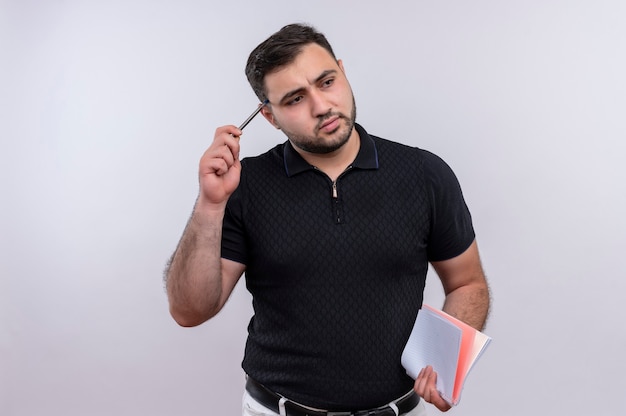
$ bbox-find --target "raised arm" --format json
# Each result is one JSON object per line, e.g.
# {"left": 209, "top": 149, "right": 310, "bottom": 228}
{"left": 165, "top": 125, "right": 247, "bottom": 327}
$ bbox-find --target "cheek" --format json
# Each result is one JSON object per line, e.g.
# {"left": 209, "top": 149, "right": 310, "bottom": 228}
{"left": 275, "top": 110, "right": 310, "bottom": 131}
{"left": 339, "top": 90, "right": 354, "bottom": 109}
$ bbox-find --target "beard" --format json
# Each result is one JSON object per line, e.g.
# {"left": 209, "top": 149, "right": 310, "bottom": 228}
{"left": 280, "top": 96, "right": 357, "bottom": 155}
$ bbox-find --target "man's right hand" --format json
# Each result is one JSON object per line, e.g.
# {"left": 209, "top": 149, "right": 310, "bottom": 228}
{"left": 197, "top": 125, "right": 244, "bottom": 208}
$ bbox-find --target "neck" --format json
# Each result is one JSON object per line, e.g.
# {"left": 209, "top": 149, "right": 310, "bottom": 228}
{"left": 296, "top": 128, "right": 360, "bottom": 181}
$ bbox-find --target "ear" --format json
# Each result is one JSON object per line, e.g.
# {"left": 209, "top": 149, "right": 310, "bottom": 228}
{"left": 261, "top": 106, "right": 281, "bottom": 129}
{"left": 337, "top": 59, "right": 345, "bottom": 73}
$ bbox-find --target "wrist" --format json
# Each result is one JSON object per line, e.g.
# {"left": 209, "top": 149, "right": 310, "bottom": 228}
{"left": 193, "top": 196, "right": 227, "bottom": 221}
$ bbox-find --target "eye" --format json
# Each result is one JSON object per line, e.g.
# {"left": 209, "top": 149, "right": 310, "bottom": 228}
{"left": 288, "top": 95, "right": 304, "bottom": 105}
{"left": 322, "top": 78, "right": 335, "bottom": 88}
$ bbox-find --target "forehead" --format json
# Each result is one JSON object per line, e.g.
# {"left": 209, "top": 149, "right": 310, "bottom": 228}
{"left": 263, "top": 43, "right": 340, "bottom": 97}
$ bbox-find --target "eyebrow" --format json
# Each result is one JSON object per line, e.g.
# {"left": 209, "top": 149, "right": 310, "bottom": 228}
{"left": 278, "top": 69, "right": 338, "bottom": 104}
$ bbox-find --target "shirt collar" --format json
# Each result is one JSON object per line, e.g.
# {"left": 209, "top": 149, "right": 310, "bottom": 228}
{"left": 283, "top": 123, "right": 379, "bottom": 177}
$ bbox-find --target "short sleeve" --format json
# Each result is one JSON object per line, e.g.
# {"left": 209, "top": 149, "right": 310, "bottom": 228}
{"left": 221, "top": 175, "right": 248, "bottom": 265}
{"left": 422, "top": 150, "right": 475, "bottom": 261}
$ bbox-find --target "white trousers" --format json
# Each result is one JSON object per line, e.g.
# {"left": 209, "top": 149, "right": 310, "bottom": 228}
{"left": 242, "top": 390, "right": 428, "bottom": 416}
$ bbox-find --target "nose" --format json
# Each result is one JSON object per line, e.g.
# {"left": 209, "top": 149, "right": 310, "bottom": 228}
{"left": 309, "top": 89, "right": 331, "bottom": 117}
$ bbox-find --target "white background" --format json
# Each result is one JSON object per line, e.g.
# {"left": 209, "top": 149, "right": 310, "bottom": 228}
{"left": 2, "top": 1, "right": 625, "bottom": 415}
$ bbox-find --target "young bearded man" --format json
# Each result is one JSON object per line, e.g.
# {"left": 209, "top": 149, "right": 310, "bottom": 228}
{"left": 166, "top": 23, "right": 490, "bottom": 416}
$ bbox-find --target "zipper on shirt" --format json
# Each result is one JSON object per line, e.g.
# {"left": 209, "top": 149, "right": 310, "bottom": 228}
{"left": 330, "top": 165, "right": 353, "bottom": 199}
{"left": 330, "top": 165, "right": 352, "bottom": 224}
{"left": 312, "top": 165, "right": 353, "bottom": 224}
{"left": 332, "top": 180, "right": 341, "bottom": 224}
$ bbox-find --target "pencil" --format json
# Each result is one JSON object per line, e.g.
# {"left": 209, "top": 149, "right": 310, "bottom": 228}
{"left": 238, "top": 99, "right": 269, "bottom": 130}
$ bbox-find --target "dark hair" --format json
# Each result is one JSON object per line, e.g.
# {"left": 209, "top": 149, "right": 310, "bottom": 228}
{"left": 245, "top": 23, "right": 337, "bottom": 102}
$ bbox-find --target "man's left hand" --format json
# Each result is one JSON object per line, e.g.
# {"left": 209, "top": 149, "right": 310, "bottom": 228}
{"left": 413, "top": 366, "right": 452, "bottom": 412}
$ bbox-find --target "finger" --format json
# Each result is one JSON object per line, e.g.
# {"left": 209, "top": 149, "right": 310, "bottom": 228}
{"left": 215, "top": 125, "right": 243, "bottom": 139}
{"left": 212, "top": 132, "right": 241, "bottom": 155}
{"left": 199, "top": 147, "right": 232, "bottom": 175}
{"left": 211, "top": 125, "right": 242, "bottom": 151}
{"left": 202, "top": 131, "right": 243, "bottom": 172}
{"left": 413, "top": 366, "right": 431, "bottom": 398}
{"left": 430, "top": 389, "right": 452, "bottom": 412}
{"left": 426, "top": 367, "right": 452, "bottom": 412}
{"left": 424, "top": 368, "right": 435, "bottom": 403}
{"left": 414, "top": 366, "right": 443, "bottom": 406}
{"left": 202, "top": 157, "right": 232, "bottom": 177}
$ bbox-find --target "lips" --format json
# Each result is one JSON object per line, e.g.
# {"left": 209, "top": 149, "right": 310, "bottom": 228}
{"left": 319, "top": 116, "right": 340, "bottom": 133}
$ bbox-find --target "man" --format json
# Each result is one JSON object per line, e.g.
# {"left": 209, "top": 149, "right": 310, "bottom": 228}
{"left": 166, "top": 23, "right": 490, "bottom": 416}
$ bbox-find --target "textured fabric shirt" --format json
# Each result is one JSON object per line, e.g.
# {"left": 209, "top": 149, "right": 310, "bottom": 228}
{"left": 221, "top": 124, "right": 475, "bottom": 410}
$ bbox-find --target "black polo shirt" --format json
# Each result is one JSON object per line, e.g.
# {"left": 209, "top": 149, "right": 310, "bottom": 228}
{"left": 221, "top": 124, "right": 475, "bottom": 410}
